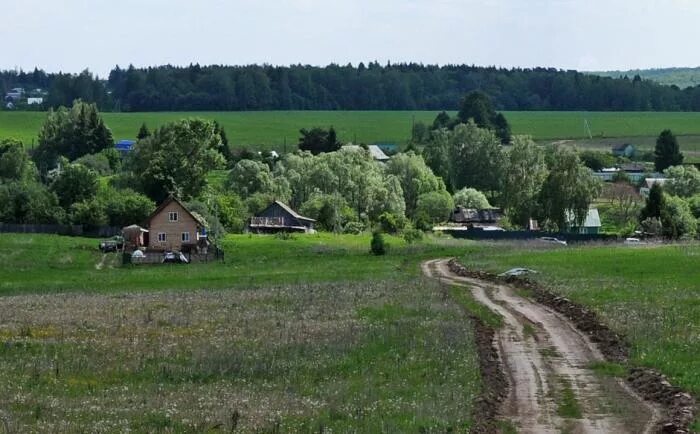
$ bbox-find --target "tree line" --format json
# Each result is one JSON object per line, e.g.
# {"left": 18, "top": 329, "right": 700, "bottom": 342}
{"left": 8, "top": 63, "right": 700, "bottom": 111}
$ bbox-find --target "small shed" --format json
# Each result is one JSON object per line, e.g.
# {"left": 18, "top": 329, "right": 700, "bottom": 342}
{"left": 565, "top": 209, "right": 601, "bottom": 235}
{"left": 122, "top": 224, "right": 148, "bottom": 250}
{"left": 249, "top": 201, "right": 315, "bottom": 233}
{"left": 612, "top": 143, "right": 635, "bottom": 158}
{"left": 367, "top": 145, "right": 390, "bottom": 162}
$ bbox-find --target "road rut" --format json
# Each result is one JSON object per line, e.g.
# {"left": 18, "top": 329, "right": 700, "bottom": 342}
{"left": 422, "top": 259, "right": 661, "bottom": 434}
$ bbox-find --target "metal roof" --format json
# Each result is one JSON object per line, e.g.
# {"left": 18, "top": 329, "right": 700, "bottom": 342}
{"left": 566, "top": 209, "right": 601, "bottom": 228}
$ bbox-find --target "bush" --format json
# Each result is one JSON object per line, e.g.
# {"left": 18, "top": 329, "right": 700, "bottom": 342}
{"left": 378, "top": 212, "right": 406, "bottom": 234}
{"left": 416, "top": 190, "right": 454, "bottom": 224}
{"left": 102, "top": 188, "right": 155, "bottom": 227}
{"left": 343, "top": 221, "right": 366, "bottom": 234}
{"left": 370, "top": 231, "right": 386, "bottom": 256}
{"left": 403, "top": 228, "right": 424, "bottom": 244}
{"left": 71, "top": 199, "right": 108, "bottom": 226}
{"left": 453, "top": 187, "right": 491, "bottom": 209}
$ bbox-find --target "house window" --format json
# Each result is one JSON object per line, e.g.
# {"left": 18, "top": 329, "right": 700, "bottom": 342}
{"left": 168, "top": 212, "right": 179, "bottom": 222}
{"left": 158, "top": 232, "right": 167, "bottom": 242}
{"left": 181, "top": 232, "right": 190, "bottom": 242}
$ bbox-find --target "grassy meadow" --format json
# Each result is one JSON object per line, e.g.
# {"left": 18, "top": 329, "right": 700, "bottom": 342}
{"left": 4, "top": 110, "right": 700, "bottom": 157}
{"left": 0, "top": 233, "right": 472, "bottom": 295}
{"left": 457, "top": 242, "right": 700, "bottom": 398}
{"left": 0, "top": 233, "right": 485, "bottom": 432}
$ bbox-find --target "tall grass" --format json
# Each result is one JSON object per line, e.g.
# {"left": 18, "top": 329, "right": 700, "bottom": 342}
{"left": 0, "top": 278, "right": 479, "bottom": 432}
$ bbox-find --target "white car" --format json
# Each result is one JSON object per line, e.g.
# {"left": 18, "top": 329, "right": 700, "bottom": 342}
{"left": 538, "top": 237, "right": 568, "bottom": 246}
{"left": 624, "top": 237, "right": 646, "bottom": 245}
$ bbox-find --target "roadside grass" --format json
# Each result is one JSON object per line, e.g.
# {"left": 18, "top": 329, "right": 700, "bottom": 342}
{"left": 0, "top": 232, "right": 472, "bottom": 295}
{"left": 5, "top": 110, "right": 700, "bottom": 151}
{"left": 458, "top": 241, "right": 700, "bottom": 399}
{"left": 556, "top": 377, "right": 583, "bottom": 419}
{"left": 588, "top": 361, "right": 628, "bottom": 378}
{"left": 0, "top": 278, "right": 480, "bottom": 432}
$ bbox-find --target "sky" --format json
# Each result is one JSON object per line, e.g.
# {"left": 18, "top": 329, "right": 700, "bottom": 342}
{"left": 2, "top": 0, "right": 699, "bottom": 77}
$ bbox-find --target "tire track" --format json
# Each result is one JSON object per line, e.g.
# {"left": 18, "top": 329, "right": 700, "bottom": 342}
{"left": 422, "top": 259, "right": 661, "bottom": 434}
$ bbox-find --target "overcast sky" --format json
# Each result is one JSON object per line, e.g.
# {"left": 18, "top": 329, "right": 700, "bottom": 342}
{"left": 2, "top": 0, "right": 699, "bottom": 77}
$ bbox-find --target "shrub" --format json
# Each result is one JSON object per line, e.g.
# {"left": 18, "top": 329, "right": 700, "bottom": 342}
{"left": 378, "top": 212, "right": 405, "bottom": 234}
{"left": 370, "top": 231, "right": 386, "bottom": 256}
{"left": 343, "top": 221, "right": 366, "bottom": 234}
{"left": 453, "top": 187, "right": 491, "bottom": 209}
{"left": 403, "top": 228, "right": 424, "bottom": 244}
{"left": 416, "top": 190, "right": 454, "bottom": 224}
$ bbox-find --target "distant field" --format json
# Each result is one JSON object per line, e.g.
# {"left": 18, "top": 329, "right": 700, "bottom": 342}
{"left": 4, "top": 110, "right": 700, "bottom": 153}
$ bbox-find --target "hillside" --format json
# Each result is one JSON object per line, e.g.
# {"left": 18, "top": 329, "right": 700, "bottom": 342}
{"left": 591, "top": 67, "right": 700, "bottom": 89}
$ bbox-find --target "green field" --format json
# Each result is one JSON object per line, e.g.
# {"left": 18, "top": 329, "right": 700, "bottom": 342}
{"left": 1, "top": 234, "right": 699, "bottom": 430}
{"left": 0, "top": 234, "right": 481, "bottom": 432}
{"left": 4, "top": 110, "right": 700, "bottom": 155}
{"left": 458, "top": 242, "right": 700, "bottom": 399}
{"left": 0, "top": 233, "right": 471, "bottom": 295}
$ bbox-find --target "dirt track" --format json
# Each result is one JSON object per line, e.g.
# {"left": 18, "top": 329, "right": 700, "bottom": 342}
{"left": 422, "top": 259, "right": 661, "bottom": 434}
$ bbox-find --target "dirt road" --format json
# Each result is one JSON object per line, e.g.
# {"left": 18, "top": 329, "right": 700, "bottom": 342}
{"left": 422, "top": 259, "right": 661, "bottom": 434}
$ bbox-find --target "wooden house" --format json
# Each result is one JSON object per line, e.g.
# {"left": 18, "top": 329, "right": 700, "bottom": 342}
{"left": 145, "top": 196, "right": 207, "bottom": 252}
{"left": 249, "top": 201, "right": 315, "bottom": 233}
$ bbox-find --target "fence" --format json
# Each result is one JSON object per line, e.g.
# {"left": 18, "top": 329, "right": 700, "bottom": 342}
{"left": 0, "top": 223, "right": 121, "bottom": 238}
{"left": 122, "top": 247, "right": 224, "bottom": 265}
{"left": 442, "top": 229, "right": 618, "bottom": 243}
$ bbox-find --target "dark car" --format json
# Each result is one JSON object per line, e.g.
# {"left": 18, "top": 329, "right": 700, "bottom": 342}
{"left": 99, "top": 240, "right": 118, "bottom": 253}
{"left": 98, "top": 236, "right": 124, "bottom": 253}
{"left": 162, "top": 251, "right": 189, "bottom": 264}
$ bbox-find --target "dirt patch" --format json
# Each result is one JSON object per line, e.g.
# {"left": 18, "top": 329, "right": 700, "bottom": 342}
{"left": 447, "top": 259, "right": 697, "bottom": 433}
{"left": 463, "top": 304, "right": 508, "bottom": 433}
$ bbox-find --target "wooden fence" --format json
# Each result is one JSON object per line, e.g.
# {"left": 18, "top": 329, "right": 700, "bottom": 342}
{"left": 122, "top": 247, "right": 224, "bottom": 265}
{"left": 443, "top": 229, "right": 618, "bottom": 243}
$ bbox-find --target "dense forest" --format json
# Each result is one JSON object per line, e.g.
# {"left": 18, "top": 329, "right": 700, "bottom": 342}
{"left": 6, "top": 63, "right": 700, "bottom": 112}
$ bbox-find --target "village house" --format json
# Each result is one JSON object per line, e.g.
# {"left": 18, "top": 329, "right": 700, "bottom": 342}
{"left": 450, "top": 206, "right": 504, "bottom": 230}
{"left": 115, "top": 139, "right": 136, "bottom": 154}
{"left": 565, "top": 209, "right": 601, "bottom": 235}
{"left": 144, "top": 196, "right": 208, "bottom": 252}
{"left": 612, "top": 143, "right": 635, "bottom": 158}
{"left": 249, "top": 201, "right": 315, "bottom": 233}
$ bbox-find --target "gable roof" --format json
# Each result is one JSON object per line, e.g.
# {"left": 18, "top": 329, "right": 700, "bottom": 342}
{"left": 115, "top": 139, "right": 135, "bottom": 151}
{"left": 566, "top": 209, "right": 601, "bottom": 228}
{"left": 367, "top": 145, "right": 390, "bottom": 161}
{"left": 272, "top": 200, "right": 315, "bottom": 222}
{"left": 146, "top": 196, "right": 206, "bottom": 227}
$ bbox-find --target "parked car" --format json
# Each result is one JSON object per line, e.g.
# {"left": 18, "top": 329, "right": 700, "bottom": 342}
{"left": 538, "top": 237, "right": 567, "bottom": 246}
{"left": 162, "top": 251, "right": 189, "bottom": 264}
{"left": 624, "top": 237, "right": 646, "bottom": 245}
{"left": 99, "top": 240, "right": 118, "bottom": 253}
{"left": 98, "top": 236, "right": 124, "bottom": 253}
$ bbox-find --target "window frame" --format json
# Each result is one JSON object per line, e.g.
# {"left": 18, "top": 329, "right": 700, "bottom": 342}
{"left": 157, "top": 232, "right": 167, "bottom": 242}
{"left": 168, "top": 211, "right": 179, "bottom": 222}
{"left": 181, "top": 232, "right": 190, "bottom": 243}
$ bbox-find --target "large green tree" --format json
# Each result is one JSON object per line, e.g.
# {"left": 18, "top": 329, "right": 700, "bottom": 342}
{"left": 33, "top": 100, "right": 113, "bottom": 173}
{"left": 385, "top": 152, "right": 446, "bottom": 219}
{"left": 457, "top": 91, "right": 511, "bottom": 143}
{"left": 49, "top": 162, "right": 99, "bottom": 209}
{"left": 538, "top": 148, "right": 602, "bottom": 230}
{"left": 654, "top": 129, "right": 683, "bottom": 172}
{"left": 448, "top": 121, "right": 505, "bottom": 197}
{"left": 502, "top": 136, "right": 548, "bottom": 227}
{"left": 130, "top": 119, "right": 226, "bottom": 202}
{"left": 298, "top": 127, "right": 341, "bottom": 155}
{"left": 0, "top": 139, "right": 35, "bottom": 181}
{"left": 663, "top": 165, "right": 700, "bottom": 197}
